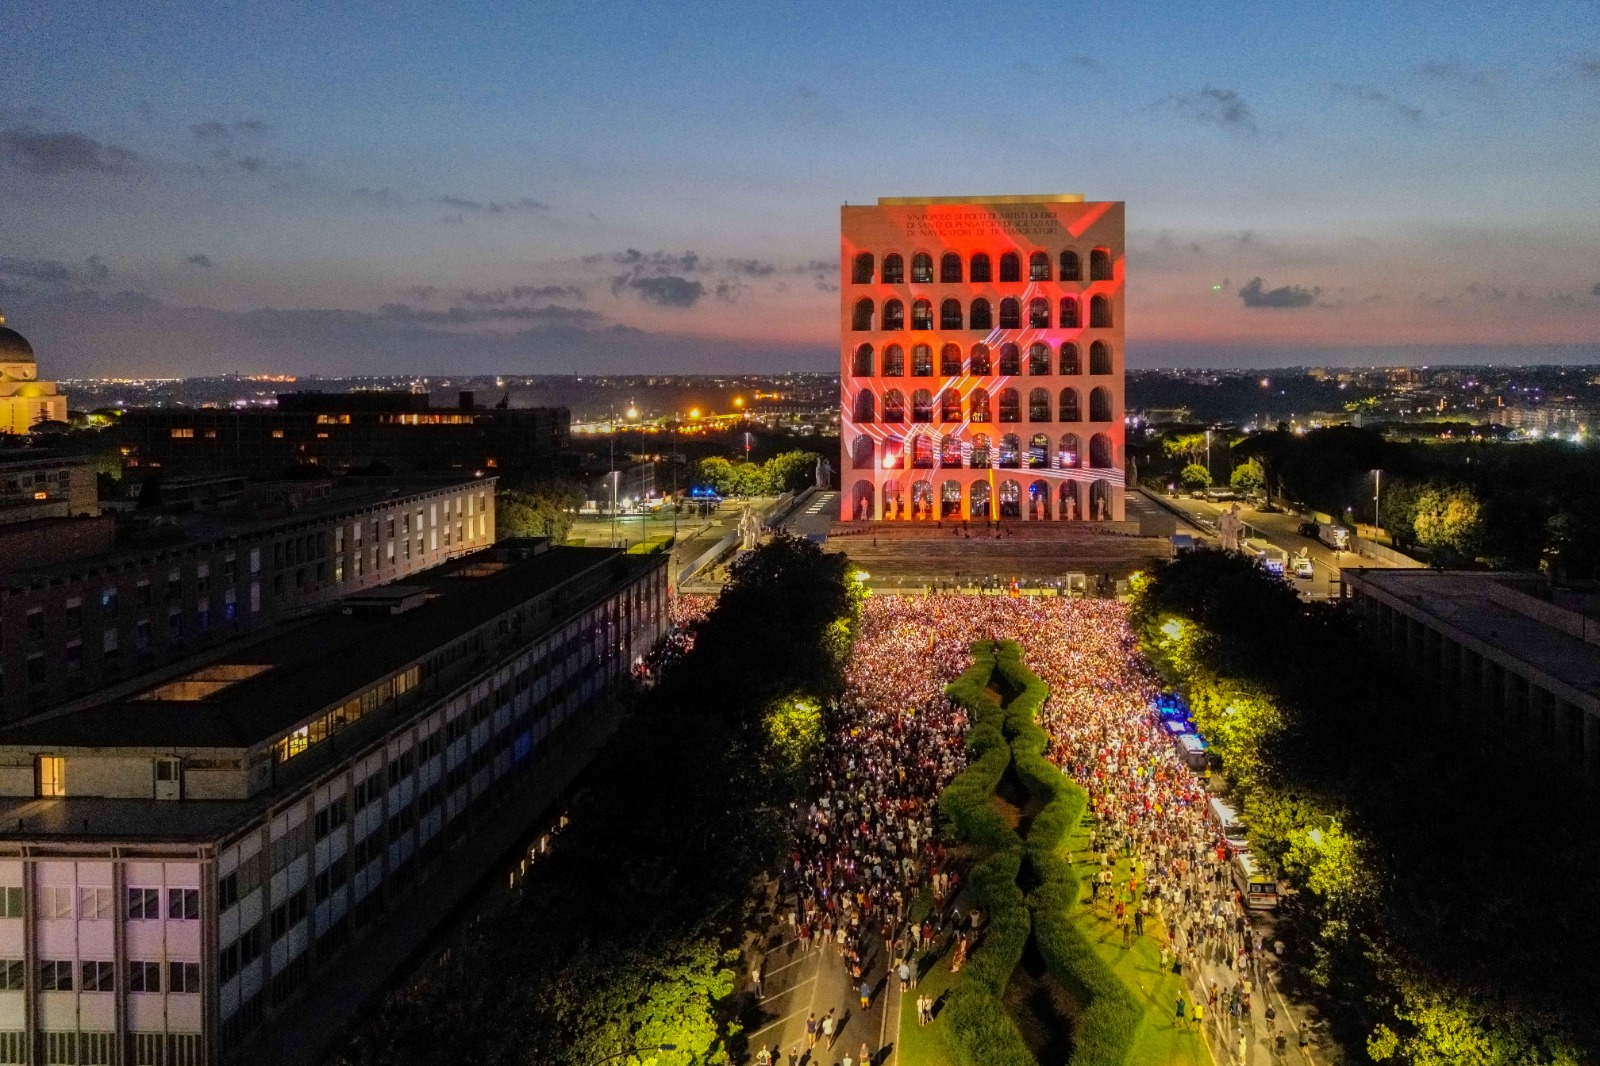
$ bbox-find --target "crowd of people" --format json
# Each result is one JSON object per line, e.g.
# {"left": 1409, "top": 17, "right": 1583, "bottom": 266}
{"left": 734, "top": 593, "right": 1285, "bottom": 1065}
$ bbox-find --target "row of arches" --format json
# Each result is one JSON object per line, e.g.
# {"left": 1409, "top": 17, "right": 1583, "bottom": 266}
{"left": 851, "top": 386, "right": 1114, "bottom": 425}
{"left": 851, "top": 431, "right": 1114, "bottom": 471}
{"left": 851, "top": 340, "right": 1114, "bottom": 377}
{"left": 852, "top": 249, "right": 1115, "bottom": 286}
{"left": 849, "top": 477, "right": 1117, "bottom": 521}
{"left": 852, "top": 295, "right": 1112, "bottom": 332}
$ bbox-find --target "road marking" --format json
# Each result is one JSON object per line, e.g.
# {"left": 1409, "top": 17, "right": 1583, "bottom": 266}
{"left": 748, "top": 1004, "right": 810, "bottom": 1039}
{"left": 759, "top": 974, "right": 815, "bottom": 1005}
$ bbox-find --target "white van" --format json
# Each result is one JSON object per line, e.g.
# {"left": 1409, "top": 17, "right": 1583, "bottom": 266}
{"left": 1207, "top": 797, "right": 1250, "bottom": 850}
{"left": 1232, "top": 851, "right": 1279, "bottom": 909}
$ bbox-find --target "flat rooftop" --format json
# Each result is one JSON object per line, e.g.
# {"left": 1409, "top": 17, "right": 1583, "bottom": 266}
{"left": 0, "top": 545, "right": 633, "bottom": 750}
{"left": 876, "top": 194, "right": 1088, "bottom": 205}
{"left": 1345, "top": 569, "right": 1600, "bottom": 706}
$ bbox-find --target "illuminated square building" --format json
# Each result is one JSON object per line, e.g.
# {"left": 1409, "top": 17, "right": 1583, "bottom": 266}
{"left": 838, "top": 195, "right": 1125, "bottom": 522}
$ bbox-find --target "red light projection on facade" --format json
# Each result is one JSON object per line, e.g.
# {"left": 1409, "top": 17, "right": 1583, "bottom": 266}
{"left": 838, "top": 197, "right": 1126, "bottom": 523}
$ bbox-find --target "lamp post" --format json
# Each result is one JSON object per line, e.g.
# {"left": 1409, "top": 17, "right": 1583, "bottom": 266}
{"left": 1373, "top": 468, "right": 1382, "bottom": 534}
{"left": 592, "top": 1045, "right": 677, "bottom": 1066}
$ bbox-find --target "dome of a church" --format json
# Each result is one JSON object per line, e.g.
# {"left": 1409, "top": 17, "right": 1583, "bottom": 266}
{"left": 0, "top": 313, "right": 34, "bottom": 363}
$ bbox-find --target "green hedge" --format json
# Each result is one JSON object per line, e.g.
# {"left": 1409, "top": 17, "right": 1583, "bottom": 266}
{"left": 992, "top": 642, "right": 1145, "bottom": 1066}
{"left": 936, "top": 642, "right": 1037, "bottom": 1066}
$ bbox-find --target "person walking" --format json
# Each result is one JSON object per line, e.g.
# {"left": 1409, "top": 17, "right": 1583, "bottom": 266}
{"left": 1174, "top": 993, "right": 1186, "bottom": 1027}
{"left": 859, "top": 978, "right": 872, "bottom": 1010}
{"left": 897, "top": 960, "right": 910, "bottom": 992}
{"left": 822, "top": 1009, "right": 836, "bottom": 1050}
{"left": 805, "top": 1012, "right": 817, "bottom": 1049}
{"left": 1193, "top": 1000, "right": 1205, "bottom": 1031}
{"left": 750, "top": 961, "right": 763, "bottom": 999}
{"left": 859, "top": 1041, "right": 871, "bottom": 1066}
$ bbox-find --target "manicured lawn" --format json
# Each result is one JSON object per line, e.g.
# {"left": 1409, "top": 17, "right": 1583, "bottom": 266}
{"left": 1061, "top": 816, "right": 1213, "bottom": 1066}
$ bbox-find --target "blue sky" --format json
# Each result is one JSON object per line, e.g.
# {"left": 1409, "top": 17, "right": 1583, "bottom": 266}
{"left": 2, "top": 0, "right": 1598, "bottom": 375}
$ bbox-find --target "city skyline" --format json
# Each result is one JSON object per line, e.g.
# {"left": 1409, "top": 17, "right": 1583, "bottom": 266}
{"left": 3, "top": 1, "right": 1599, "bottom": 376}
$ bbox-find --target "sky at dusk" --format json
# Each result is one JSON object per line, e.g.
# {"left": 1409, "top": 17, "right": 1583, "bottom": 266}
{"left": 2, "top": 0, "right": 1598, "bottom": 377}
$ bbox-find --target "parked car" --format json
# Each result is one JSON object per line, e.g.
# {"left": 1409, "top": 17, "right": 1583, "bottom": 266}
{"left": 1296, "top": 520, "right": 1319, "bottom": 538}
{"left": 1292, "top": 552, "right": 1314, "bottom": 579}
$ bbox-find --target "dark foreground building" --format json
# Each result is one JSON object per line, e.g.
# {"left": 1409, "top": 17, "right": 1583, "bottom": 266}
{"left": 0, "top": 542, "right": 667, "bottom": 1065}
{"left": 115, "top": 392, "right": 568, "bottom": 479}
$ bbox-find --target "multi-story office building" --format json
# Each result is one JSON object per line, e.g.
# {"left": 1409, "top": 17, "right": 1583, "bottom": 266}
{"left": 0, "top": 456, "right": 98, "bottom": 524}
{"left": 1343, "top": 568, "right": 1600, "bottom": 773}
{"left": 838, "top": 195, "right": 1126, "bottom": 522}
{"left": 115, "top": 392, "right": 568, "bottom": 480}
{"left": 0, "top": 478, "right": 495, "bottom": 721}
{"left": 0, "top": 543, "right": 668, "bottom": 1065}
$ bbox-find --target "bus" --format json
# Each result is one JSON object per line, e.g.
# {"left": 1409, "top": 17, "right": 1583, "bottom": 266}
{"left": 1232, "top": 851, "right": 1280, "bottom": 909}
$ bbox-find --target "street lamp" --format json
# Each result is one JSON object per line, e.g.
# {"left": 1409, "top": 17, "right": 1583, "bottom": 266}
{"left": 592, "top": 1045, "right": 677, "bottom": 1065}
{"left": 1372, "top": 468, "right": 1382, "bottom": 533}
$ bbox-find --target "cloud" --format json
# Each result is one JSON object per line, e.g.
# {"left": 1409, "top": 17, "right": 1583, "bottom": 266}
{"left": 725, "top": 258, "right": 778, "bottom": 277}
{"left": 436, "top": 195, "right": 550, "bottom": 215}
{"left": 1239, "top": 277, "right": 1318, "bottom": 308}
{"left": 190, "top": 119, "right": 270, "bottom": 143}
{"left": 1417, "top": 60, "right": 1499, "bottom": 93}
{"left": 1066, "top": 55, "right": 1103, "bottom": 71}
{"left": 0, "top": 256, "right": 111, "bottom": 290}
{"left": 1331, "top": 82, "right": 1423, "bottom": 123}
{"left": 0, "top": 124, "right": 139, "bottom": 175}
{"left": 1578, "top": 58, "right": 1600, "bottom": 79}
{"left": 624, "top": 275, "right": 705, "bottom": 308}
{"left": 1165, "top": 87, "right": 1256, "bottom": 134}
{"left": 378, "top": 303, "right": 599, "bottom": 325}
{"left": 185, "top": 254, "right": 214, "bottom": 269}
{"left": 453, "top": 285, "right": 585, "bottom": 305}
{"left": 1591, "top": 282, "right": 1600, "bottom": 297}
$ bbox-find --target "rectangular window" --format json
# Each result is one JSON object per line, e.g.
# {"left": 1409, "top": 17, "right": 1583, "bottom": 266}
{"left": 36, "top": 756, "right": 64, "bottom": 797}
{"left": 167, "top": 887, "right": 200, "bottom": 921}
{"left": 168, "top": 961, "right": 201, "bottom": 994}
{"left": 64, "top": 600, "right": 82, "bottom": 631}
{"left": 0, "top": 960, "right": 22, "bottom": 990}
{"left": 169, "top": 428, "right": 194, "bottom": 439}
{"left": 38, "top": 960, "right": 73, "bottom": 991}
{"left": 25, "top": 610, "right": 43, "bottom": 641}
{"left": 40, "top": 886, "right": 72, "bottom": 920}
{"left": 77, "top": 886, "right": 113, "bottom": 921}
{"left": 126, "top": 887, "right": 161, "bottom": 921}
{"left": 136, "top": 581, "right": 152, "bottom": 608}
{"left": 127, "top": 960, "right": 162, "bottom": 993}
{"left": 100, "top": 587, "right": 118, "bottom": 612}
{"left": 79, "top": 960, "right": 115, "bottom": 991}
{"left": 0, "top": 888, "right": 20, "bottom": 918}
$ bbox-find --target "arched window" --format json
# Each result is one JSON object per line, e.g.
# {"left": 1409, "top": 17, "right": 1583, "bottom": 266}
{"left": 882, "top": 344, "right": 905, "bottom": 376}
{"left": 971, "top": 434, "right": 992, "bottom": 469}
{"left": 882, "top": 440, "right": 903, "bottom": 470}
{"left": 911, "top": 389, "right": 933, "bottom": 423}
{"left": 1059, "top": 343, "right": 1081, "bottom": 375}
{"left": 940, "top": 298, "right": 963, "bottom": 330}
{"left": 1029, "top": 479, "right": 1051, "bottom": 520}
{"left": 998, "top": 478, "right": 1021, "bottom": 518}
{"left": 999, "top": 298, "right": 1021, "bottom": 330}
{"left": 851, "top": 480, "right": 875, "bottom": 519}
{"left": 998, "top": 388, "right": 1020, "bottom": 423}
{"left": 969, "top": 299, "right": 993, "bottom": 331}
{"left": 851, "top": 434, "right": 875, "bottom": 469}
{"left": 970, "top": 480, "right": 992, "bottom": 517}
{"left": 1028, "top": 343, "right": 1051, "bottom": 375}
{"left": 1089, "top": 479, "right": 1113, "bottom": 521}
{"left": 1028, "top": 297, "right": 1050, "bottom": 329}
{"left": 1090, "top": 248, "right": 1113, "bottom": 282}
{"left": 883, "top": 389, "right": 906, "bottom": 423}
{"left": 1059, "top": 480, "right": 1081, "bottom": 521}
{"left": 941, "top": 437, "right": 964, "bottom": 468}
{"left": 940, "top": 253, "right": 963, "bottom": 283}
{"left": 940, "top": 344, "right": 963, "bottom": 376}
{"left": 911, "top": 299, "right": 933, "bottom": 330}
{"left": 883, "top": 299, "right": 906, "bottom": 330}
{"left": 1089, "top": 433, "right": 1113, "bottom": 469}
{"left": 1059, "top": 297, "right": 1080, "bottom": 329}
{"left": 911, "top": 434, "right": 935, "bottom": 467}
{"left": 852, "top": 299, "right": 873, "bottom": 331}
{"left": 970, "top": 253, "right": 992, "bottom": 283}
{"left": 1090, "top": 341, "right": 1112, "bottom": 375}
{"left": 1029, "top": 251, "right": 1051, "bottom": 281}
{"left": 970, "top": 388, "right": 992, "bottom": 422}
{"left": 882, "top": 254, "right": 905, "bottom": 284}
{"left": 911, "top": 253, "right": 934, "bottom": 284}
{"left": 998, "top": 434, "right": 1021, "bottom": 468}
{"left": 1029, "top": 388, "right": 1051, "bottom": 421}
{"left": 1059, "top": 433, "right": 1082, "bottom": 468}
{"left": 853, "top": 390, "right": 875, "bottom": 423}
{"left": 1089, "top": 295, "right": 1112, "bottom": 329}
{"left": 1028, "top": 433, "right": 1051, "bottom": 469}
{"left": 1090, "top": 386, "right": 1113, "bottom": 423}
{"left": 999, "top": 343, "right": 1021, "bottom": 376}
{"left": 999, "top": 251, "right": 1021, "bottom": 282}
{"left": 939, "top": 389, "right": 963, "bottom": 423}
{"left": 1060, "top": 250, "right": 1081, "bottom": 282}
{"left": 912, "top": 344, "right": 933, "bottom": 376}
{"left": 941, "top": 479, "right": 962, "bottom": 515}
{"left": 970, "top": 344, "right": 992, "bottom": 375}
{"left": 852, "top": 344, "right": 873, "bottom": 376}
{"left": 852, "top": 253, "right": 875, "bottom": 284}
{"left": 1059, "top": 387, "right": 1081, "bottom": 422}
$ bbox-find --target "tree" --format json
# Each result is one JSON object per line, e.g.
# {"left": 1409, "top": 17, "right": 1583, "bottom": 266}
{"left": 761, "top": 451, "right": 820, "bottom": 495}
{"left": 1180, "top": 463, "right": 1212, "bottom": 490}
{"left": 1230, "top": 458, "right": 1265, "bottom": 494}
{"left": 1164, "top": 433, "right": 1208, "bottom": 466}
{"left": 695, "top": 457, "right": 737, "bottom": 496}
{"left": 495, "top": 481, "right": 583, "bottom": 543}
{"left": 1411, "top": 484, "right": 1482, "bottom": 562}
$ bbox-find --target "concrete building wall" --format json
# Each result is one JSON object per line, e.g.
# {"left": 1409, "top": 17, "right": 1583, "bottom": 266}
{"left": 838, "top": 196, "right": 1126, "bottom": 522}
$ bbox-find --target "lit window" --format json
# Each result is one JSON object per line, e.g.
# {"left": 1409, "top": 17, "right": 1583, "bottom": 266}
{"left": 169, "top": 428, "right": 194, "bottom": 439}
{"left": 36, "top": 756, "right": 64, "bottom": 797}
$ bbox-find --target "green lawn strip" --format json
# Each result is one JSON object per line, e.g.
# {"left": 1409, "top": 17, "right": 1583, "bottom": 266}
{"left": 895, "top": 890, "right": 959, "bottom": 1066}
{"left": 992, "top": 641, "right": 1212, "bottom": 1066}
